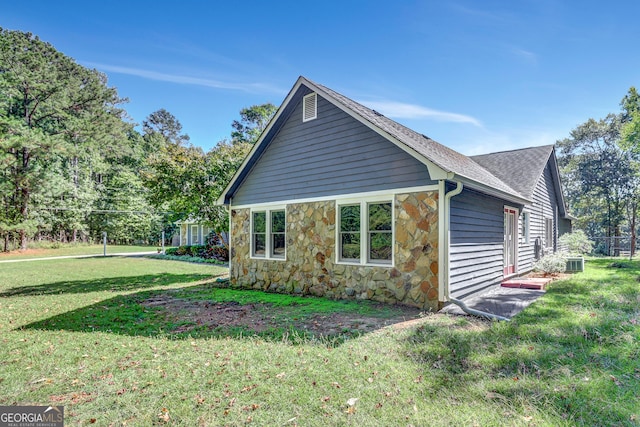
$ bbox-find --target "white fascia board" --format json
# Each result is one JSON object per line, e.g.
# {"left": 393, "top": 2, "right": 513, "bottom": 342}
{"left": 548, "top": 149, "right": 569, "bottom": 218}
{"left": 456, "top": 176, "right": 532, "bottom": 206}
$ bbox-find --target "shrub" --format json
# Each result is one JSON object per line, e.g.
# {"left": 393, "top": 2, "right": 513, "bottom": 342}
{"left": 559, "top": 230, "right": 594, "bottom": 255}
{"left": 207, "top": 245, "right": 229, "bottom": 262}
{"left": 174, "top": 246, "right": 188, "bottom": 256}
{"left": 533, "top": 253, "right": 568, "bottom": 275}
{"left": 162, "top": 242, "right": 228, "bottom": 262}
{"left": 165, "top": 247, "right": 178, "bottom": 256}
{"left": 188, "top": 245, "right": 206, "bottom": 257}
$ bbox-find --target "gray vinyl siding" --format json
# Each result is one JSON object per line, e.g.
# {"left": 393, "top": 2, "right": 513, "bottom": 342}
{"left": 232, "top": 93, "right": 435, "bottom": 205}
{"left": 519, "top": 161, "right": 560, "bottom": 270}
{"left": 450, "top": 161, "right": 564, "bottom": 300}
{"left": 449, "top": 189, "right": 505, "bottom": 299}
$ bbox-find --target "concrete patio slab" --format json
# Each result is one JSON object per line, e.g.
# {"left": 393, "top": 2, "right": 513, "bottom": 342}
{"left": 439, "top": 286, "right": 546, "bottom": 319}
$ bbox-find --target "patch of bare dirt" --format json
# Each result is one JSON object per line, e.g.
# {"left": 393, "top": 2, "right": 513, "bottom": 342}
{"left": 140, "top": 295, "right": 424, "bottom": 337}
{"left": 0, "top": 248, "right": 48, "bottom": 257}
{"left": 525, "top": 271, "right": 572, "bottom": 280}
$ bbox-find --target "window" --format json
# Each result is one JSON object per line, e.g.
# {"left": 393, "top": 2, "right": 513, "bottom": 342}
{"left": 252, "top": 212, "right": 266, "bottom": 256}
{"left": 303, "top": 93, "right": 317, "bottom": 122}
{"left": 522, "top": 212, "right": 530, "bottom": 244}
{"left": 338, "top": 200, "right": 392, "bottom": 265}
{"left": 252, "top": 208, "right": 286, "bottom": 259}
{"left": 191, "top": 225, "right": 199, "bottom": 246}
{"left": 339, "top": 205, "right": 361, "bottom": 261}
{"left": 545, "top": 217, "right": 554, "bottom": 248}
{"left": 271, "top": 210, "right": 286, "bottom": 258}
{"left": 368, "top": 202, "right": 393, "bottom": 262}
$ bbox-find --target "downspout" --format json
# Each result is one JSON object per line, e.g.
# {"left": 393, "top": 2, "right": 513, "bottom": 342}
{"left": 442, "top": 180, "right": 510, "bottom": 322}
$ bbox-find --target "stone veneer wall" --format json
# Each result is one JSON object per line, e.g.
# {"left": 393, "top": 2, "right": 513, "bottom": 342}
{"left": 229, "top": 191, "right": 439, "bottom": 310}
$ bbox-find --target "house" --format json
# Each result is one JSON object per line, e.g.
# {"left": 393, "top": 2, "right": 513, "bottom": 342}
{"left": 174, "top": 219, "right": 212, "bottom": 246}
{"left": 217, "top": 76, "right": 571, "bottom": 311}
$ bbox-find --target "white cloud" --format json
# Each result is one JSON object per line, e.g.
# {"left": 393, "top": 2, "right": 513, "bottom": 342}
{"left": 510, "top": 47, "right": 538, "bottom": 64}
{"left": 84, "top": 62, "right": 284, "bottom": 94}
{"left": 361, "top": 100, "right": 483, "bottom": 127}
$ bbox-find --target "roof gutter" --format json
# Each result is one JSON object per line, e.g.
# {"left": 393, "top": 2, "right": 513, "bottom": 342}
{"left": 442, "top": 180, "right": 510, "bottom": 322}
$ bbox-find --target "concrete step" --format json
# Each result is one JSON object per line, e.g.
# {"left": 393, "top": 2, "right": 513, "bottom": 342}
{"left": 501, "top": 277, "right": 552, "bottom": 291}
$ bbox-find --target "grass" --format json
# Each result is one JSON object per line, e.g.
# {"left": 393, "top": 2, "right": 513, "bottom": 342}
{"left": 0, "top": 257, "right": 638, "bottom": 426}
{"left": 0, "top": 243, "right": 159, "bottom": 260}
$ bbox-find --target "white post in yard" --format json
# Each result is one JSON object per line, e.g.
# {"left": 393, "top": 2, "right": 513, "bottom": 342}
{"left": 102, "top": 231, "right": 107, "bottom": 256}
{"left": 161, "top": 231, "right": 165, "bottom": 254}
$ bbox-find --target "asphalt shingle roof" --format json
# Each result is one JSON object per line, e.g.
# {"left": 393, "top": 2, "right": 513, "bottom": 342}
{"left": 310, "top": 78, "right": 530, "bottom": 202}
{"left": 470, "top": 145, "right": 554, "bottom": 199}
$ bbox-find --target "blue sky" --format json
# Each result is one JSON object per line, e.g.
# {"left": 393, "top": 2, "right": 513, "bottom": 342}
{"left": 4, "top": 1, "right": 639, "bottom": 155}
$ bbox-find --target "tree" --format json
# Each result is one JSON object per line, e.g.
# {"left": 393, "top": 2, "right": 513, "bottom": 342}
{"left": 231, "top": 103, "right": 277, "bottom": 145}
{"left": 0, "top": 28, "right": 125, "bottom": 249}
{"left": 557, "top": 87, "right": 640, "bottom": 256}
{"left": 143, "top": 108, "right": 190, "bottom": 147}
{"left": 557, "top": 115, "right": 630, "bottom": 255}
{"left": 620, "top": 87, "right": 640, "bottom": 257}
{"left": 142, "top": 104, "right": 272, "bottom": 248}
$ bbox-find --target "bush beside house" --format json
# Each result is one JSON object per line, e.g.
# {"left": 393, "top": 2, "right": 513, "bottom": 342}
{"left": 163, "top": 230, "right": 229, "bottom": 263}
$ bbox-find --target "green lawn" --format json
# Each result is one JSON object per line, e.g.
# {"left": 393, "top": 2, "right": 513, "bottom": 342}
{"left": 0, "top": 257, "right": 638, "bottom": 426}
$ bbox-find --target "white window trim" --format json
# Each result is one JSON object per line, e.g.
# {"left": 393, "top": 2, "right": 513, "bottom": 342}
{"left": 336, "top": 195, "right": 394, "bottom": 267}
{"left": 250, "top": 205, "right": 286, "bottom": 261}
{"left": 303, "top": 92, "right": 317, "bottom": 122}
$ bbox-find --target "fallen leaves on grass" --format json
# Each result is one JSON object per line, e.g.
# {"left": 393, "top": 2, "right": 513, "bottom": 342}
{"left": 346, "top": 397, "right": 358, "bottom": 406}
{"left": 49, "top": 392, "right": 95, "bottom": 404}
{"left": 157, "top": 408, "right": 170, "bottom": 423}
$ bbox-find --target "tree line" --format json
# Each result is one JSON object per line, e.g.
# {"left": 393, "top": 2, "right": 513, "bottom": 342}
{"left": 556, "top": 88, "right": 640, "bottom": 256}
{"left": 0, "top": 28, "right": 275, "bottom": 251}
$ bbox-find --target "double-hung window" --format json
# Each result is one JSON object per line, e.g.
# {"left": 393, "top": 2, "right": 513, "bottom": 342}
{"left": 252, "top": 208, "right": 286, "bottom": 259}
{"left": 338, "top": 200, "right": 393, "bottom": 265}
{"left": 544, "top": 217, "right": 554, "bottom": 249}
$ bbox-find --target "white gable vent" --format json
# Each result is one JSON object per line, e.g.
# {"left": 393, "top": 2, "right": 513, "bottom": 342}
{"left": 303, "top": 92, "right": 317, "bottom": 122}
